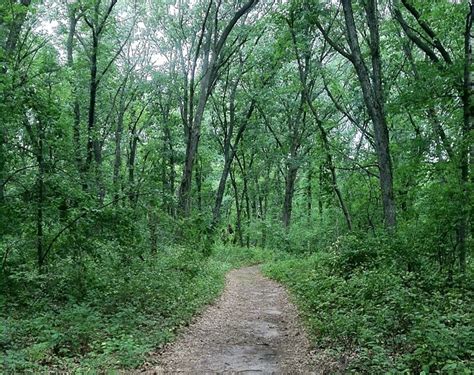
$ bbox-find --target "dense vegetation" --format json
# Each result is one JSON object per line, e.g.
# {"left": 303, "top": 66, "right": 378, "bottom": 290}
{"left": 1, "top": 0, "right": 472, "bottom": 372}
{"left": 264, "top": 237, "right": 473, "bottom": 373}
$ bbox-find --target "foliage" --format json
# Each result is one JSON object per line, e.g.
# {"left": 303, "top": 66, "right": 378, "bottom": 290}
{"left": 263, "top": 234, "right": 474, "bottom": 373}
{"left": 212, "top": 244, "right": 280, "bottom": 268}
{"left": 2, "top": 245, "right": 227, "bottom": 372}
{"left": 0, "top": 0, "right": 472, "bottom": 373}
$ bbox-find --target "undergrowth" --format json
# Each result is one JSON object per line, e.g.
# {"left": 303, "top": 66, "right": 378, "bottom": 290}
{"left": 1, "top": 244, "right": 269, "bottom": 372}
{"left": 2, "top": 233, "right": 472, "bottom": 374}
{"left": 263, "top": 234, "right": 474, "bottom": 374}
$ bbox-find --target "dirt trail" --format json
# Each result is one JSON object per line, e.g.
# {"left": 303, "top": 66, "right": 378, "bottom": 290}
{"left": 145, "top": 266, "right": 315, "bottom": 374}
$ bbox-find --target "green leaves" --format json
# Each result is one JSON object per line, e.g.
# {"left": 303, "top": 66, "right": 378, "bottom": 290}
{"left": 1, "top": 245, "right": 230, "bottom": 371}
{"left": 263, "top": 237, "right": 474, "bottom": 373}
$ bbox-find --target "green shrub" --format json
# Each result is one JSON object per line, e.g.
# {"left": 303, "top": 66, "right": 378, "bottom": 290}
{"left": 1, "top": 241, "right": 277, "bottom": 372}
{"left": 263, "top": 236, "right": 474, "bottom": 373}
{"left": 212, "top": 244, "right": 278, "bottom": 268}
{"left": 1, "top": 245, "right": 224, "bottom": 372}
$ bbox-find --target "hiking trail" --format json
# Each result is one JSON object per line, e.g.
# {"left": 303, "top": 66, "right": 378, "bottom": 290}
{"left": 143, "top": 265, "right": 315, "bottom": 374}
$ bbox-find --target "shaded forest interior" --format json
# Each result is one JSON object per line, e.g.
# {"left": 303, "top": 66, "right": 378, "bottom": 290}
{"left": 1, "top": 0, "right": 473, "bottom": 373}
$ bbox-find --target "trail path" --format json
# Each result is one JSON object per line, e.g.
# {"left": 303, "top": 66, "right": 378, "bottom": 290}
{"left": 146, "top": 266, "right": 315, "bottom": 374}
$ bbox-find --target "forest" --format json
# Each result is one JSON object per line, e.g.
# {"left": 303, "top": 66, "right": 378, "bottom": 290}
{"left": 1, "top": 0, "right": 473, "bottom": 373}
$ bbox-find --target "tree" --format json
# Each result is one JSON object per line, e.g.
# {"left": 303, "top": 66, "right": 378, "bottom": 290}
{"left": 315, "top": 0, "right": 396, "bottom": 229}
{"left": 175, "top": 0, "right": 259, "bottom": 216}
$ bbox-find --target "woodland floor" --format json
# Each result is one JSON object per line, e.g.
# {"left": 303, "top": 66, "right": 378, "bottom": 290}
{"left": 141, "top": 266, "right": 316, "bottom": 374}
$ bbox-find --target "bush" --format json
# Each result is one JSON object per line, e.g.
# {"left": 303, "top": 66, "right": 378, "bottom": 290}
{"left": 212, "top": 244, "right": 278, "bottom": 268}
{"left": 263, "top": 235, "right": 474, "bottom": 373}
{"left": 1, "top": 245, "right": 227, "bottom": 372}
{"left": 1, "top": 242, "right": 277, "bottom": 372}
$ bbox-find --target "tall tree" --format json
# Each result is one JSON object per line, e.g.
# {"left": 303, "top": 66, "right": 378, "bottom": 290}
{"left": 315, "top": 0, "right": 396, "bottom": 229}
{"left": 176, "top": 0, "right": 259, "bottom": 216}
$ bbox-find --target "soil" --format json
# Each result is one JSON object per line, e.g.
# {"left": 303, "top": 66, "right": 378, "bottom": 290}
{"left": 141, "top": 265, "right": 316, "bottom": 374}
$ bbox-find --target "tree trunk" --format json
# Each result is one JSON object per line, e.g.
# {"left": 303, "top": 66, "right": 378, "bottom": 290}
{"left": 148, "top": 209, "right": 158, "bottom": 254}
{"left": 36, "top": 119, "right": 45, "bottom": 269}
{"left": 66, "top": 7, "right": 82, "bottom": 175}
{"left": 177, "top": 17, "right": 213, "bottom": 216}
{"left": 212, "top": 100, "right": 255, "bottom": 226}
{"left": 341, "top": 0, "right": 396, "bottom": 229}
{"left": 86, "top": 33, "right": 98, "bottom": 174}
{"left": 128, "top": 133, "right": 138, "bottom": 206}
{"left": 213, "top": 152, "right": 233, "bottom": 223}
{"left": 177, "top": 0, "right": 259, "bottom": 216}
{"left": 212, "top": 82, "right": 236, "bottom": 225}
{"left": 195, "top": 156, "right": 202, "bottom": 213}
{"left": 459, "top": 2, "right": 474, "bottom": 272}
{"left": 242, "top": 154, "right": 252, "bottom": 247}
{"left": 0, "top": 129, "right": 5, "bottom": 204}
{"left": 230, "top": 167, "right": 244, "bottom": 246}
{"left": 287, "top": 10, "right": 352, "bottom": 230}
{"left": 163, "top": 121, "right": 176, "bottom": 215}
{"left": 4, "top": 0, "right": 31, "bottom": 54}
{"left": 306, "top": 169, "right": 312, "bottom": 220}
{"left": 282, "top": 165, "right": 298, "bottom": 228}
{"left": 305, "top": 97, "right": 352, "bottom": 231}
{"left": 318, "top": 165, "right": 324, "bottom": 224}
{"left": 85, "top": 29, "right": 105, "bottom": 202}
{"left": 113, "top": 90, "right": 125, "bottom": 204}
{"left": 178, "top": 90, "right": 209, "bottom": 215}
{"left": 0, "top": 0, "right": 31, "bottom": 203}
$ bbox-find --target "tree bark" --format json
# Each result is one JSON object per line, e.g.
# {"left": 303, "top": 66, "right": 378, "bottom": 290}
{"left": 113, "top": 88, "right": 126, "bottom": 204}
{"left": 0, "top": 0, "right": 31, "bottom": 203}
{"left": 282, "top": 164, "right": 298, "bottom": 228}
{"left": 195, "top": 156, "right": 202, "bottom": 212}
{"left": 36, "top": 118, "right": 45, "bottom": 269}
{"left": 302, "top": 86, "right": 352, "bottom": 231}
{"left": 128, "top": 129, "right": 138, "bottom": 206}
{"left": 83, "top": 0, "right": 120, "bottom": 200}
{"left": 459, "top": 2, "right": 474, "bottom": 272}
{"left": 212, "top": 98, "right": 255, "bottom": 226}
{"left": 66, "top": 6, "right": 82, "bottom": 175}
{"left": 318, "top": 165, "right": 324, "bottom": 224}
{"left": 287, "top": 18, "right": 352, "bottom": 231}
{"left": 230, "top": 166, "right": 244, "bottom": 246}
{"left": 341, "top": 0, "right": 396, "bottom": 229}
{"left": 163, "top": 120, "right": 176, "bottom": 215}
{"left": 235, "top": 151, "right": 253, "bottom": 247}
{"left": 306, "top": 169, "right": 312, "bottom": 220}
{"left": 4, "top": 0, "right": 31, "bottom": 54}
{"left": 177, "top": 0, "right": 259, "bottom": 216}
{"left": 86, "top": 32, "right": 98, "bottom": 174}
{"left": 148, "top": 209, "right": 158, "bottom": 254}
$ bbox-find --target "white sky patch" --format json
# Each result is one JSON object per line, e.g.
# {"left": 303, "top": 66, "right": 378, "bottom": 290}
{"left": 43, "top": 20, "right": 59, "bottom": 36}
{"left": 169, "top": 4, "right": 178, "bottom": 16}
